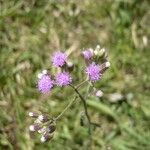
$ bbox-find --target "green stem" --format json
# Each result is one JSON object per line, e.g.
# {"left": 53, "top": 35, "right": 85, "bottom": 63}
{"left": 69, "top": 84, "right": 92, "bottom": 134}
{"left": 76, "top": 79, "right": 88, "bottom": 89}
{"left": 54, "top": 96, "right": 77, "bottom": 121}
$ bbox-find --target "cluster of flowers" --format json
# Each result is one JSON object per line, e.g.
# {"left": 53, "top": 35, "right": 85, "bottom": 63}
{"left": 37, "top": 45, "right": 110, "bottom": 96}
{"left": 37, "top": 51, "right": 72, "bottom": 93}
{"left": 29, "top": 112, "right": 56, "bottom": 142}
{"left": 30, "top": 45, "right": 110, "bottom": 143}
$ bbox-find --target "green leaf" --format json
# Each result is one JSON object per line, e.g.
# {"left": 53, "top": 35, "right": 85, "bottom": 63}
{"left": 87, "top": 100, "right": 118, "bottom": 121}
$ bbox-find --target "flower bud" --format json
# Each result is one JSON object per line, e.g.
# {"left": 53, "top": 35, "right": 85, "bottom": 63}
{"left": 29, "top": 124, "right": 41, "bottom": 132}
{"left": 28, "top": 112, "right": 38, "bottom": 118}
{"left": 42, "top": 70, "right": 48, "bottom": 75}
{"left": 38, "top": 126, "right": 47, "bottom": 134}
{"left": 66, "top": 61, "right": 74, "bottom": 72}
{"left": 95, "top": 90, "right": 103, "bottom": 98}
{"left": 82, "top": 48, "right": 94, "bottom": 60}
{"left": 37, "top": 69, "right": 49, "bottom": 80}
{"left": 34, "top": 118, "right": 42, "bottom": 124}
{"left": 94, "top": 48, "right": 106, "bottom": 58}
{"left": 40, "top": 133, "right": 53, "bottom": 143}
{"left": 101, "top": 61, "right": 110, "bottom": 73}
{"left": 38, "top": 114, "right": 49, "bottom": 123}
{"left": 38, "top": 73, "right": 43, "bottom": 79}
{"left": 47, "top": 124, "right": 56, "bottom": 133}
{"left": 95, "top": 45, "right": 101, "bottom": 51}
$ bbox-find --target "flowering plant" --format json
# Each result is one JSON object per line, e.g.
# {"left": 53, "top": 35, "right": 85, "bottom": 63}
{"left": 28, "top": 45, "right": 110, "bottom": 142}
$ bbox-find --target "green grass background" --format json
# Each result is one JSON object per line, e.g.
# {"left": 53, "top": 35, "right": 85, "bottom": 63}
{"left": 0, "top": 0, "right": 150, "bottom": 149}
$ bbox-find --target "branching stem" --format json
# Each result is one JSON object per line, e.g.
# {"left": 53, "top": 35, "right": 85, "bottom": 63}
{"left": 53, "top": 84, "right": 101, "bottom": 135}
{"left": 76, "top": 79, "right": 88, "bottom": 89}
{"left": 54, "top": 96, "right": 77, "bottom": 121}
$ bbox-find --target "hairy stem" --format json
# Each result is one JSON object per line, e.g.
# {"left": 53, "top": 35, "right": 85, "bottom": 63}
{"left": 69, "top": 84, "right": 92, "bottom": 134}
{"left": 76, "top": 79, "right": 88, "bottom": 89}
{"left": 54, "top": 96, "right": 77, "bottom": 121}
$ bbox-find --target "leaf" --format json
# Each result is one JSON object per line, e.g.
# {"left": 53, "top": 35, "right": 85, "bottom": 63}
{"left": 87, "top": 100, "right": 118, "bottom": 121}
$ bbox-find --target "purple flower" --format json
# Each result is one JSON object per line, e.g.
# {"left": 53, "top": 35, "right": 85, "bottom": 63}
{"left": 38, "top": 74, "right": 54, "bottom": 93}
{"left": 86, "top": 63, "right": 102, "bottom": 82}
{"left": 82, "top": 49, "right": 93, "bottom": 60}
{"left": 55, "top": 72, "right": 72, "bottom": 87}
{"left": 52, "top": 51, "right": 67, "bottom": 67}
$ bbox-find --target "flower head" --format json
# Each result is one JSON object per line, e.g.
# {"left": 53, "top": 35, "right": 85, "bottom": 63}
{"left": 38, "top": 74, "right": 54, "bottom": 93}
{"left": 82, "top": 49, "right": 93, "bottom": 60}
{"left": 52, "top": 51, "right": 67, "bottom": 67}
{"left": 55, "top": 72, "right": 72, "bottom": 87}
{"left": 86, "top": 63, "right": 102, "bottom": 82}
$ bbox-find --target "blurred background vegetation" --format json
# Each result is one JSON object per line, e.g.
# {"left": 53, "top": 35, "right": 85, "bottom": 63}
{"left": 0, "top": 0, "right": 150, "bottom": 149}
